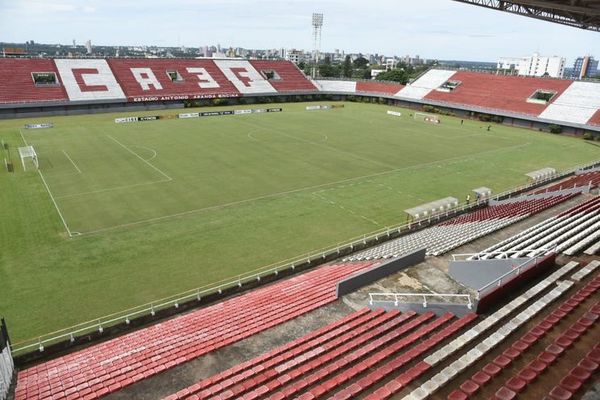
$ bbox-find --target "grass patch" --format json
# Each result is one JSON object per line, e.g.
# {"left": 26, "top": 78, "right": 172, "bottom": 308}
{"left": 0, "top": 101, "right": 598, "bottom": 342}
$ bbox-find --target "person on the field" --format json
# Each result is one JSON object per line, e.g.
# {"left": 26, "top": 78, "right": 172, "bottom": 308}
{"left": 466, "top": 194, "right": 471, "bottom": 205}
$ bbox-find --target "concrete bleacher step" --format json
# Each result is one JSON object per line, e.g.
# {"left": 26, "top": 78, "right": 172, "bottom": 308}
{"left": 398, "top": 261, "right": 586, "bottom": 400}
{"left": 445, "top": 266, "right": 600, "bottom": 400}
{"left": 178, "top": 307, "right": 376, "bottom": 398}
{"left": 252, "top": 312, "right": 436, "bottom": 400}
{"left": 561, "top": 220, "right": 600, "bottom": 255}
{"left": 15, "top": 262, "right": 375, "bottom": 400}
{"left": 511, "top": 211, "right": 600, "bottom": 257}
{"left": 347, "top": 194, "right": 574, "bottom": 262}
{"left": 584, "top": 240, "right": 600, "bottom": 255}
{"left": 475, "top": 195, "right": 600, "bottom": 260}
{"left": 202, "top": 309, "right": 414, "bottom": 400}
{"left": 162, "top": 311, "right": 478, "bottom": 400}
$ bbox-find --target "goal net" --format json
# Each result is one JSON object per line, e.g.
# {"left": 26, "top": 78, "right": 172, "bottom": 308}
{"left": 414, "top": 112, "right": 440, "bottom": 124}
{"left": 18, "top": 146, "right": 38, "bottom": 171}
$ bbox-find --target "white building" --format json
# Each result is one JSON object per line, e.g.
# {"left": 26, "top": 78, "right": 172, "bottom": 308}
{"left": 285, "top": 49, "right": 305, "bottom": 64}
{"left": 497, "top": 53, "right": 565, "bottom": 78}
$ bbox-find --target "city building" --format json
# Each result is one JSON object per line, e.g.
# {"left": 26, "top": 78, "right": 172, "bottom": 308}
{"left": 572, "top": 56, "right": 599, "bottom": 79}
{"left": 497, "top": 53, "right": 566, "bottom": 78}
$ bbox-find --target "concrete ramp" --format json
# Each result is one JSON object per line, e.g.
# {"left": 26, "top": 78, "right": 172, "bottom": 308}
{"left": 449, "top": 257, "right": 532, "bottom": 291}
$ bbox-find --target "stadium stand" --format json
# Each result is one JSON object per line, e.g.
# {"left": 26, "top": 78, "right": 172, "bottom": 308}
{"left": 539, "top": 81, "right": 600, "bottom": 125}
{"left": 395, "top": 69, "right": 457, "bottom": 100}
{"left": 0, "top": 58, "right": 68, "bottom": 104}
{"left": 424, "top": 71, "right": 572, "bottom": 117}
{"left": 106, "top": 59, "right": 241, "bottom": 101}
{"left": 161, "top": 310, "right": 477, "bottom": 400}
{"left": 400, "top": 261, "right": 598, "bottom": 400}
{"left": 443, "top": 268, "right": 600, "bottom": 400}
{"left": 532, "top": 170, "right": 600, "bottom": 194}
{"left": 54, "top": 59, "right": 126, "bottom": 102}
{"left": 345, "top": 193, "right": 575, "bottom": 260}
{"left": 212, "top": 60, "right": 277, "bottom": 94}
{"left": 14, "top": 262, "right": 376, "bottom": 400}
{"left": 475, "top": 195, "right": 600, "bottom": 258}
{"left": 314, "top": 80, "right": 357, "bottom": 93}
{"left": 2, "top": 60, "right": 600, "bottom": 128}
{"left": 249, "top": 60, "right": 318, "bottom": 92}
{"left": 589, "top": 109, "right": 600, "bottom": 126}
{"left": 162, "top": 259, "right": 598, "bottom": 400}
{"left": 356, "top": 81, "right": 404, "bottom": 95}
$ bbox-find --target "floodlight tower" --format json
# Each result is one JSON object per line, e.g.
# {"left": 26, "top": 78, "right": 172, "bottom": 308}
{"left": 311, "top": 13, "right": 323, "bottom": 78}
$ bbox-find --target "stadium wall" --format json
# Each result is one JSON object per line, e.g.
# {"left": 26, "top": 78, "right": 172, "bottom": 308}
{"left": 336, "top": 248, "right": 426, "bottom": 297}
{"left": 0, "top": 319, "right": 14, "bottom": 400}
{"left": 2, "top": 92, "right": 598, "bottom": 137}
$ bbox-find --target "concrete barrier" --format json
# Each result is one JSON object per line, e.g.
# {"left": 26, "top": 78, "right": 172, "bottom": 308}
{"left": 336, "top": 248, "right": 426, "bottom": 297}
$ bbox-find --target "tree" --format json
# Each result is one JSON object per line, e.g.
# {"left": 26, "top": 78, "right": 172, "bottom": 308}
{"left": 342, "top": 55, "right": 352, "bottom": 78}
{"left": 375, "top": 69, "right": 409, "bottom": 84}
{"left": 318, "top": 63, "right": 341, "bottom": 77}
{"left": 353, "top": 57, "right": 369, "bottom": 69}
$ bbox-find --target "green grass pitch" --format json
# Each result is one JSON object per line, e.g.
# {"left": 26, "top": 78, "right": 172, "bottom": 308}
{"left": 0, "top": 101, "right": 599, "bottom": 343}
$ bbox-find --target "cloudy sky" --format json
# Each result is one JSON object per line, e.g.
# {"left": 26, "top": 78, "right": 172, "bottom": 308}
{"left": 0, "top": 0, "right": 597, "bottom": 63}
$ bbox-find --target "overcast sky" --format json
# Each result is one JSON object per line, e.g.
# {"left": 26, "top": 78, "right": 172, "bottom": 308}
{"left": 0, "top": 0, "right": 598, "bottom": 63}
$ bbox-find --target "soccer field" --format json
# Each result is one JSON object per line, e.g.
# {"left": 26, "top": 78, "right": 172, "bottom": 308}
{"left": 1, "top": 101, "right": 599, "bottom": 342}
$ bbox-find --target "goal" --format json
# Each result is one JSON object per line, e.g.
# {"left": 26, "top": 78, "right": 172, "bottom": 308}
{"left": 414, "top": 112, "right": 440, "bottom": 124}
{"left": 18, "top": 146, "right": 39, "bottom": 171}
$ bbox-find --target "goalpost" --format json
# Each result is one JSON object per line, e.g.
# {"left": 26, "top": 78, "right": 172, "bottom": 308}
{"left": 414, "top": 112, "right": 440, "bottom": 124}
{"left": 18, "top": 146, "right": 39, "bottom": 171}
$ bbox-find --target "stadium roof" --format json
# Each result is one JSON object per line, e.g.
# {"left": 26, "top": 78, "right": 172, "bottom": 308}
{"left": 453, "top": 0, "right": 600, "bottom": 32}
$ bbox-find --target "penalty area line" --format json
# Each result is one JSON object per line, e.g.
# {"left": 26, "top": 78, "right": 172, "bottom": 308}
{"left": 62, "top": 150, "right": 82, "bottom": 174}
{"left": 107, "top": 135, "right": 172, "bottom": 181}
{"left": 39, "top": 167, "right": 75, "bottom": 238}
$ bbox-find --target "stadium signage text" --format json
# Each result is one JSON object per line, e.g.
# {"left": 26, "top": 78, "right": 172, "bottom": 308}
{"left": 114, "top": 116, "right": 161, "bottom": 123}
{"left": 25, "top": 123, "right": 54, "bottom": 129}
{"left": 305, "top": 105, "right": 343, "bottom": 111}
{"left": 386, "top": 110, "right": 402, "bottom": 117}
{"left": 177, "top": 108, "right": 282, "bottom": 119}
{"left": 132, "top": 93, "right": 240, "bottom": 103}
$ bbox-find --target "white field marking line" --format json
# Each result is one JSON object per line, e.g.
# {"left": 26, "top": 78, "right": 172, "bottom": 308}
{"left": 131, "top": 145, "right": 157, "bottom": 161}
{"left": 54, "top": 179, "right": 171, "bottom": 200}
{"left": 238, "top": 119, "right": 392, "bottom": 170}
{"left": 76, "top": 141, "right": 531, "bottom": 236}
{"left": 106, "top": 135, "right": 172, "bottom": 181}
{"left": 38, "top": 170, "right": 76, "bottom": 237}
{"left": 18, "top": 129, "right": 28, "bottom": 146}
{"left": 62, "top": 150, "right": 82, "bottom": 174}
{"left": 80, "top": 141, "right": 531, "bottom": 235}
{"left": 312, "top": 191, "right": 381, "bottom": 227}
{"left": 19, "top": 129, "right": 74, "bottom": 237}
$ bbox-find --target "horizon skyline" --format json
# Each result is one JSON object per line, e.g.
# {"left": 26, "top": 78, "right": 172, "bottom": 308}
{"left": 0, "top": 0, "right": 598, "bottom": 64}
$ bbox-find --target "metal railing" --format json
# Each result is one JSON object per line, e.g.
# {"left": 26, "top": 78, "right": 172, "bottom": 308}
{"left": 0, "top": 319, "right": 14, "bottom": 400}
{"left": 368, "top": 292, "right": 473, "bottom": 309}
{"left": 9, "top": 159, "right": 600, "bottom": 355}
{"left": 452, "top": 246, "right": 556, "bottom": 262}
{"left": 474, "top": 247, "right": 556, "bottom": 299}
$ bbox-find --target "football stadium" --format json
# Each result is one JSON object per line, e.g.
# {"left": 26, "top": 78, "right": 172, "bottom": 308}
{"left": 1, "top": 1, "right": 600, "bottom": 399}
